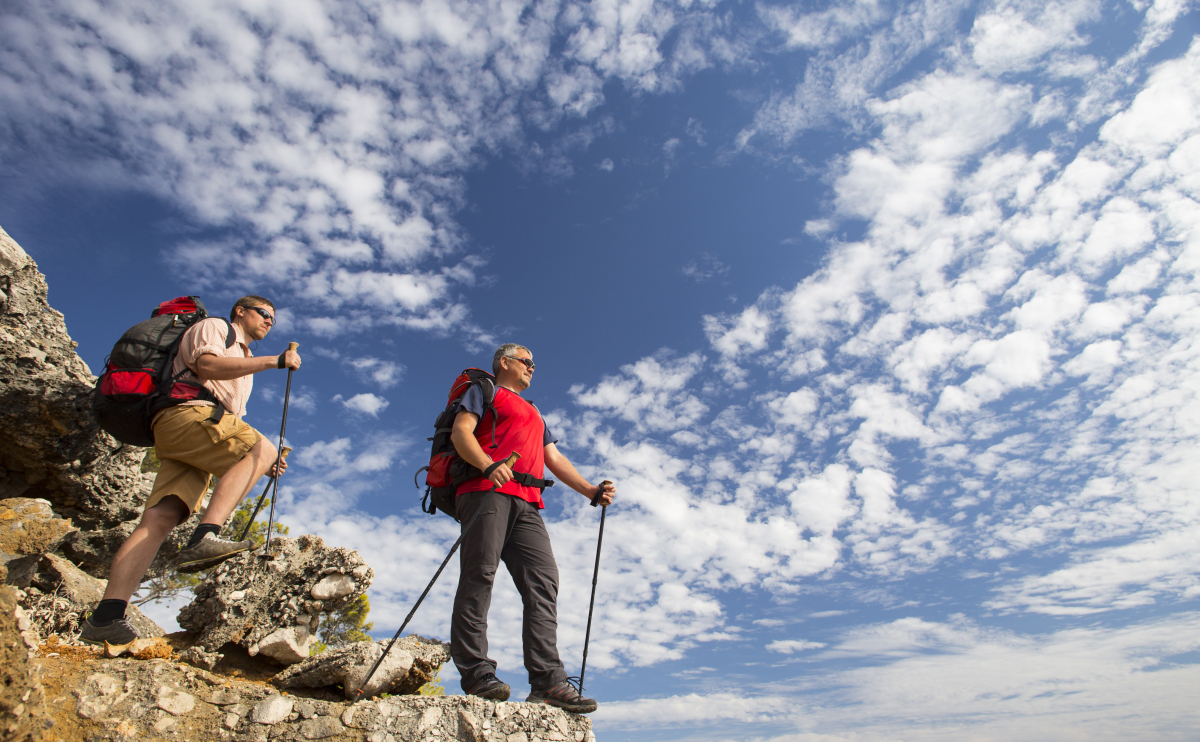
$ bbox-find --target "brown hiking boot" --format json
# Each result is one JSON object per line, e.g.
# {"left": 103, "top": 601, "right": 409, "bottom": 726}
{"left": 526, "top": 679, "right": 597, "bottom": 714}
{"left": 466, "top": 673, "right": 511, "bottom": 701}
{"left": 175, "top": 533, "right": 253, "bottom": 573}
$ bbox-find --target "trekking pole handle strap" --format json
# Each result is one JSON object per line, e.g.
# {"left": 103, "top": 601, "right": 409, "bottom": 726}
{"left": 483, "top": 452, "right": 521, "bottom": 479}
{"left": 277, "top": 342, "right": 299, "bottom": 369}
{"left": 591, "top": 480, "right": 612, "bottom": 507}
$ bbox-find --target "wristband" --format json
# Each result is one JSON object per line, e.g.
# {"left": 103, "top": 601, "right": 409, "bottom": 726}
{"left": 591, "top": 480, "right": 612, "bottom": 507}
{"left": 277, "top": 353, "right": 286, "bottom": 369}
{"left": 483, "top": 460, "right": 504, "bottom": 478}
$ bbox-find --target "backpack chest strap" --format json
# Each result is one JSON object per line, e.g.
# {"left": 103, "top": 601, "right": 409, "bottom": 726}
{"left": 511, "top": 471, "right": 554, "bottom": 490}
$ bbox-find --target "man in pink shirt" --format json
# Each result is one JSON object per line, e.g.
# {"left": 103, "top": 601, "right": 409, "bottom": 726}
{"left": 81, "top": 295, "right": 301, "bottom": 646}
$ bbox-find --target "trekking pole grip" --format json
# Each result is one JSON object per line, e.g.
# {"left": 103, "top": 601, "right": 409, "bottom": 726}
{"left": 278, "top": 342, "right": 299, "bottom": 369}
{"left": 590, "top": 480, "right": 612, "bottom": 507}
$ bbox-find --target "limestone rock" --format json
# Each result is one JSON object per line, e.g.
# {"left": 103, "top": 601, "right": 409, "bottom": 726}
{"left": 256, "top": 624, "right": 317, "bottom": 663}
{"left": 311, "top": 572, "right": 356, "bottom": 600}
{"left": 4, "top": 552, "right": 162, "bottom": 641}
{"left": 0, "top": 225, "right": 145, "bottom": 529}
{"left": 179, "top": 645, "right": 224, "bottom": 671}
{"left": 177, "top": 534, "right": 373, "bottom": 658}
{"left": 155, "top": 685, "right": 195, "bottom": 716}
{"left": 0, "top": 498, "right": 77, "bottom": 565}
{"left": 251, "top": 694, "right": 293, "bottom": 724}
{"left": 274, "top": 635, "right": 450, "bottom": 700}
{"left": 0, "top": 226, "right": 203, "bottom": 575}
{"left": 0, "top": 566, "right": 52, "bottom": 742}
{"left": 44, "top": 652, "right": 597, "bottom": 742}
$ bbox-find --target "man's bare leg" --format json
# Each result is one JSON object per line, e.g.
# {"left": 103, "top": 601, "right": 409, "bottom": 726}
{"left": 101, "top": 496, "right": 190, "bottom": 603}
{"left": 199, "top": 437, "right": 278, "bottom": 528}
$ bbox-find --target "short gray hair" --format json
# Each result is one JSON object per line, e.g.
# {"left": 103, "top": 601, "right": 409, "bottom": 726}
{"left": 493, "top": 343, "right": 530, "bottom": 375}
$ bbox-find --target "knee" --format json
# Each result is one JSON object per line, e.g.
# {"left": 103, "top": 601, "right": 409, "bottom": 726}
{"left": 142, "top": 498, "right": 189, "bottom": 536}
{"left": 251, "top": 438, "right": 278, "bottom": 466}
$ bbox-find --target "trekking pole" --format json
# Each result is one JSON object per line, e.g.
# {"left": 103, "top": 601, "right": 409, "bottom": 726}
{"left": 237, "top": 446, "right": 291, "bottom": 542}
{"left": 260, "top": 342, "right": 298, "bottom": 558}
{"left": 352, "top": 452, "right": 520, "bottom": 702}
{"left": 578, "top": 480, "right": 611, "bottom": 694}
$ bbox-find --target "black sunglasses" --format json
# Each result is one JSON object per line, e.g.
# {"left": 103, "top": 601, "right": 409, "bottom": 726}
{"left": 505, "top": 355, "right": 535, "bottom": 371}
{"left": 246, "top": 306, "right": 274, "bottom": 325}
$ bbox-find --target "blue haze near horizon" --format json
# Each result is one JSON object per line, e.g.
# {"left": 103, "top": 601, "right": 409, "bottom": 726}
{"left": 3, "top": 0, "right": 1200, "bottom": 739}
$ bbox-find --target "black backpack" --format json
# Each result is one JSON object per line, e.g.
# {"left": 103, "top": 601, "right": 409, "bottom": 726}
{"left": 92, "top": 296, "right": 234, "bottom": 447}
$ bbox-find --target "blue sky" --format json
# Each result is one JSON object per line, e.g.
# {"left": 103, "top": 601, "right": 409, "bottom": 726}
{"left": 3, "top": 0, "right": 1200, "bottom": 739}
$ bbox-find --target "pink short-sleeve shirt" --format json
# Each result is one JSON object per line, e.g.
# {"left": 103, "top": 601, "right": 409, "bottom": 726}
{"left": 171, "top": 317, "right": 254, "bottom": 417}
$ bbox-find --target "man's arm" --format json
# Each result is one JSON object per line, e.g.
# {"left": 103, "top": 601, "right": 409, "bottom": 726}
{"left": 451, "top": 411, "right": 513, "bottom": 486}
{"left": 544, "top": 443, "right": 615, "bottom": 506}
{"left": 195, "top": 348, "right": 301, "bottom": 380}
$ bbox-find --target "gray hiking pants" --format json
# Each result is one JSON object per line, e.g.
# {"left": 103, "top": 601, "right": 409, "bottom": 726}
{"left": 451, "top": 490, "right": 568, "bottom": 692}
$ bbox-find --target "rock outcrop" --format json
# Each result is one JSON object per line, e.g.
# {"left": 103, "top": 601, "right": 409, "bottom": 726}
{"left": 0, "top": 226, "right": 201, "bottom": 575}
{"left": 0, "top": 226, "right": 144, "bottom": 528}
{"left": 0, "top": 565, "right": 52, "bottom": 742}
{"left": 57, "top": 653, "right": 595, "bottom": 742}
{"left": 274, "top": 635, "right": 451, "bottom": 699}
{"left": 178, "top": 534, "right": 374, "bottom": 663}
{"left": 0, "top": 497, "right": 164, "bottom": 640}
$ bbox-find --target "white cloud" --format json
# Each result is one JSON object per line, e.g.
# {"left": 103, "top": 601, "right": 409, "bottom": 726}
{"left": 599, "top": 614, "right": 1200, "bottom": 740}
{"left": 348, "top": 356, "right": 405, "bottom": 389}
{"left": 766, "top": 639, "right": 826, "bottom": 654}
{"left": 0, "top": 0, "right": 737, "bottom": 337}
{"left": 335, "top": 392, "right": 390, "bottom": 416}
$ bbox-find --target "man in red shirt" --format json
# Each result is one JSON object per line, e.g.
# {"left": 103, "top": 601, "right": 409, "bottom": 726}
{"left": 450, "top": 343, "right": 615, "bottom": 714}
{"left": 80, "top": 295, "right": 301, "bottom": 646}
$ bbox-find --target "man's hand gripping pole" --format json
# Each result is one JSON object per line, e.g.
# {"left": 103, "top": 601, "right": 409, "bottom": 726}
{"left": 352, "top": 452, "right": 520, "bottom": 702}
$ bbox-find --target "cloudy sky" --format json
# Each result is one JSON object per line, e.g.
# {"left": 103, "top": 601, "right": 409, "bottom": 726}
{"left": 3, "top": 0, "right": 1200, "bottom": 739}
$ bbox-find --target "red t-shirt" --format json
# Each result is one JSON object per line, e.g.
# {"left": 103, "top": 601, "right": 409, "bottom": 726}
{"left": 454, "top": 386, "right": 551, "bottom": 508}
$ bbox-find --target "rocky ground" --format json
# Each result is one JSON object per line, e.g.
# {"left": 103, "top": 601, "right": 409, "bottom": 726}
{"left": 0, "top": 224, "right": 598, "bottom": 742}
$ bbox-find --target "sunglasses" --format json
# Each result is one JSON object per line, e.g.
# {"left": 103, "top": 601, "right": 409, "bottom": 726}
{"left": 246, "top": 306, "right": 274, "bottom": 325}
{"left": 505, "top": 355, "right": 535, "bottom": 371}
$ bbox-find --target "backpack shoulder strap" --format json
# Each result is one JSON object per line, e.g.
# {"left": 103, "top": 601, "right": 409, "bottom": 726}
{"left": 221, "top": 318, "right": 236, "bottom": 349}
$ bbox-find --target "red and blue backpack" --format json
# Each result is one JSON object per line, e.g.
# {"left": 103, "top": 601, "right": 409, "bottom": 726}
{"left": 416, "top": 368, "right": 498, "bottom": 519}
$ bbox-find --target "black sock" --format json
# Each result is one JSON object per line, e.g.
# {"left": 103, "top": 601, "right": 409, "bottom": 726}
{"left": 90, "top": 599, "right": 127, "bottom": 626}
{"left": 186, "top": 523, "right": 221, "bottom": 548}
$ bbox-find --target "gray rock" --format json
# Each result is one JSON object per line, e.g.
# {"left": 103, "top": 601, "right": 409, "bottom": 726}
{"left": 251, "top": 695, "right": 293, "bottom": 724}
{"left": 74, "top": 672, "right": 126, "bottom": 720}
{"left": 298, "top": 716, "right": 345, "bottom": 739}
{"left": 310, "top": 572, "right": 355, "bottom": 600}
{"left": 177, "top": 534, "right": 372, "bottom": 657}
{"left": 0, "top": 226, "right": 145, "bottom": 528}
{"left": 156, "top": 686, "right": 195, "bottom": 716}
{"left": 209, "top": 689, "right": 242, "bottom": 706}
{"left": 179, "top": 645, "right": 225, "bottom": 671}
{"left": 7, "top": 552, "right": 163, "bottom": 639}
{"left": 58, "top": 654, "right": 595, "bottom": 742}
{"left": 0, "top": 498, "right": 77, "bottom": 566}
{"left": 273, "top": 635, "right": 450, "bottom": 700}
{"left": 0, "top": 226, "right": 203, "bottom": 575}
{"left": 255, "top": 624, "right": 316, "bottom": 664}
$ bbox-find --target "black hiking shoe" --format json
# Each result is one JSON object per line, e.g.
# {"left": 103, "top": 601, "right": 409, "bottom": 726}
{"left": 79, "top": 615, "right": 140, "bottom": 646}
{"left": 526, "top": 679, "right": 597, "bottom": 714}
{"left": 175, "top": 533, "right": 253, "bottom": 573}
{"left": 467, "top": 673, "right": 511, "bottom": 701}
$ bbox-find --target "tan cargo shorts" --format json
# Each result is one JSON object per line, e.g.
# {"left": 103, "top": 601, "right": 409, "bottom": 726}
{"left": 145, "top": 404, "right": 267, "bottom": 514}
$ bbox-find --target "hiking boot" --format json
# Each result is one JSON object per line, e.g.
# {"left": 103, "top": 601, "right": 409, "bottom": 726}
{"left": 79, "top": 615, "right": 140, "bottom": 646}
{"left": 526, "top": 679, "right": 597, "bottom": 714}
{"left": 175, "top": 533, "right": 253, "bottom": 573}
{"left": 466, "top": 673, "right": 511, "bottom": 701}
